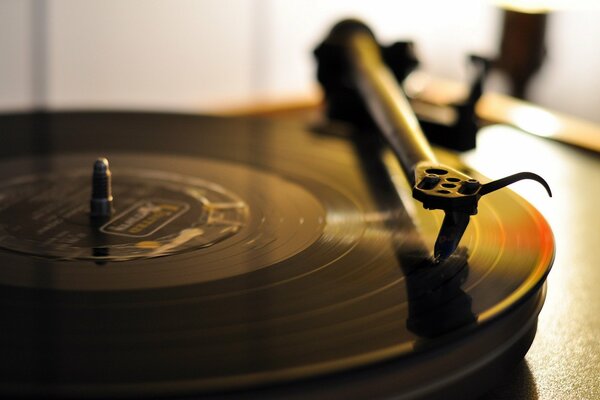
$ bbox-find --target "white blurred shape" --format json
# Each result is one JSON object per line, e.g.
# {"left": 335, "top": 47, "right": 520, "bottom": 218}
{"left": 508, "top": 105, "right": 562, "bottom": 137}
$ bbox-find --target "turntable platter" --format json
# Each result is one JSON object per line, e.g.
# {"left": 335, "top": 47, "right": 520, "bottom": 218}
{"left": 0, "top": 112, "right": 553, "bottom": 399}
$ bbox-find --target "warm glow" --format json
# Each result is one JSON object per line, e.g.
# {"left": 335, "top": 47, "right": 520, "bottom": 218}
{"left": 495, "top": 0, "right": 552, "bottom": 13}
{"left": 508, "top": 105, "right": 562, "bottom": 137}
{"left": 495, "top": 0, "right": 600, "bottom": 12}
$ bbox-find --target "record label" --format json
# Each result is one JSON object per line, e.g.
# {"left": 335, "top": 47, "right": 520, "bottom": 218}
{"left": 0, "top": 151, "right": 331, "bottom": 290}
{"left": 0, "top": 170, "right": 248, "bottom": 261}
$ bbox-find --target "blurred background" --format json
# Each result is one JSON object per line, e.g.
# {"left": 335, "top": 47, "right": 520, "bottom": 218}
{"left": 1, "top": 0, "right": 599, "bottom": 121}
{"left": 0, "top": 3, "right": 599, "bottom": 399}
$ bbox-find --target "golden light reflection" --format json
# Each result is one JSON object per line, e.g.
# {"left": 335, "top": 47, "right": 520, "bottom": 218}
{"left": 508, "top": 105, "right": 562, "bottom": 138}
{"left": 495, "top": 0, "right": 600, "bottom": 13}
{"left": 495, "top": 0, "right": 552, "bottom": 13}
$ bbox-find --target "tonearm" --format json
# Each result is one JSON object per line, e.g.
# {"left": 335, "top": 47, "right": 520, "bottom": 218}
{"left": 315, "top": 20, "right": 551, "bottom": 260}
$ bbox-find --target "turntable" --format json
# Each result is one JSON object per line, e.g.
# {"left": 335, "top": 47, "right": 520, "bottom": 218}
{"left": 2, "top": 18, "right": 596, "bottom": 400}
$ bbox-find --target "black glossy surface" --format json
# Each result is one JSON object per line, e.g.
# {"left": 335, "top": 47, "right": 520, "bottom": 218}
{"left": 0, "top": 112, "right": 553, "bottom": 398}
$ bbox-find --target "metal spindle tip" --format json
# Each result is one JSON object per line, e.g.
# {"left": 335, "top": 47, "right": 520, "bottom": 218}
{"left": 93, "top": 157, "right": 110, "bottom": 172}
{"left": 90, "top": 157, "right": 113, "bottom": 218}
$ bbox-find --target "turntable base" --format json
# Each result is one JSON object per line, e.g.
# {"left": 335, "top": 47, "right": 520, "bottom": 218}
{"left": 465, "top": 124, "right": 600, "bottom": 400}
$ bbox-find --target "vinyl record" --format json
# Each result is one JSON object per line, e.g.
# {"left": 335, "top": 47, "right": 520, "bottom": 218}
{"left": 0, "top": 111, "right": 553, "bottom": 399}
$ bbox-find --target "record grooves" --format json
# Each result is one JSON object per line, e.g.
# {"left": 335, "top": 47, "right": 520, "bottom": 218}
{"left": 0, "top": 112, "right": 554, "bottom": 399}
